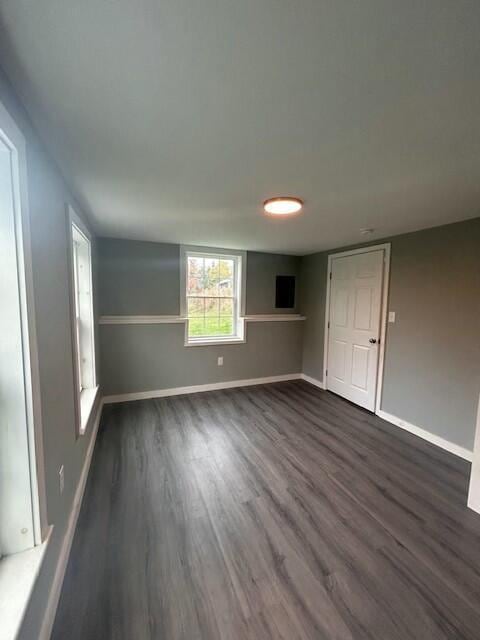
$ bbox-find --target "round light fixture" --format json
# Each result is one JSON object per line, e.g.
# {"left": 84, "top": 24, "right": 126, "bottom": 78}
{"left": 263, "top": 197, "right": 303, "bottom": 216}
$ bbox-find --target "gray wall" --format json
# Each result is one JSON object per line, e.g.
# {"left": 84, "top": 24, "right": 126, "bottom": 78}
{"left": 0, "top": 69, "right": 100, "bottom": 639}
{"left": 246, "top": 251, "right": 300, "bottom": 314}
{"left": 299, "top": 218, "right": 480, "bottom": 450}
{"left": 98, "top": 240, "right": 300, "bottom": 317}
{"left": 298, "top": 251, "right": 328, "bottom": 381}
{"left": 100, "top": 322, "right": 303, "bottom": 396}
{"left": 98, "top": 239, "right": 303, "bottom": 395}
{"left": 98, "top": 238, "right": 180, "bottom": 315}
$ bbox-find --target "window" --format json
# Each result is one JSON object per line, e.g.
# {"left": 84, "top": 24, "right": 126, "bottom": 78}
{"left": 68, "top": 208, "right": 97, "bottom": 434}
{"left": 181, "top": 247, "right": 246, "bottom": 345}
{"left": 0, "top": 101, "right": 47, "bottom": 560}
{"left": 1, "top": 98, "right": 49, "bottom": 640}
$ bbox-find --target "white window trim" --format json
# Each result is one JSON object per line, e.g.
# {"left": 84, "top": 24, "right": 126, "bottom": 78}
{"left": 0, "top": 98, "right": 49, "bottom": 639}
{"left": 67, "top": 206, "right": 98, "bottom": 436}
{"left": 180, "top": 245, "right": 247, "bottom": 346}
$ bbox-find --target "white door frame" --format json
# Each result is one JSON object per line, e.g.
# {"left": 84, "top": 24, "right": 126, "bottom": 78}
{"left": 323, "top": 243, "right": 391, "bottom": 415}
{"left": 467, "top": 392, "right": 480, "bottom": 514}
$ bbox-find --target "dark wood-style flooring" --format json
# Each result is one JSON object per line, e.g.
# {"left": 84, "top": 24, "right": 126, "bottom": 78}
{"left": 52, "top": 381, "right": 480, "bottom": 639}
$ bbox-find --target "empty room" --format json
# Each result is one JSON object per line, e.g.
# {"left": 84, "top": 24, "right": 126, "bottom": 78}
{"left": 1, "top": 2, "right": 480, "bottom": 639}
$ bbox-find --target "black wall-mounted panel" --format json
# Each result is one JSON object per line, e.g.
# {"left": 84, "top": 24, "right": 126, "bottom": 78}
{"left": 275, "top": 275, "right": 296, "bottom": 309}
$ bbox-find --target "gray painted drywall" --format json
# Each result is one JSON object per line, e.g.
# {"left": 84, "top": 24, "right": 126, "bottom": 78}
{"left": 246, "top": 252, "right": 300, "bottom": 314}
{"left": 0, "top": 68, "right": 100, "bottom": 640}
{"left": 299, "top": 218, "right": 480, "bottom": 450}
{"left": 298, "top": 251, "right": 328, "bottom": 381}
{"left": 98, "top": 238, "right": 180, "bottom": 315}
{"left": 98, "top": 239, "right": 301, "bottom": 317}
{"left": 380, "top": 219, "right": 480, "bottom": 450}
{"left": 98, "top": 240, "right": 304, "bottom": 394}
{"left": 100, "top": 322, "right": 303, "bottom": 396}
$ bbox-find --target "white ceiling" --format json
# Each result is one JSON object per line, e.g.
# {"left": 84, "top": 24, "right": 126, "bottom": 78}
{"left": 1, "top": 0, "right": 479, "bottom": 255}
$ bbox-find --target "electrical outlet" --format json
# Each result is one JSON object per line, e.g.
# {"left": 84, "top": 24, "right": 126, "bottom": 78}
{"left": 388, "top": 311, "right": 396, "bottom": 323}
{"left": 217, "top": 356, "right": 223, "bottom": 366}
{"left": 59, "top": 465, "right": 65, "bottom": 495}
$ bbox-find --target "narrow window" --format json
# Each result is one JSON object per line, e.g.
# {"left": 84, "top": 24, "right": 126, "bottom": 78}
{"left": 69, "top": 210, "right": 97, "bottom": 433}
{"left": 182, "top": 248, "right": 246, "bottom": 345}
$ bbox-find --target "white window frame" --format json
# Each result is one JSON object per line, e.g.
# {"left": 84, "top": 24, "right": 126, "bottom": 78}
{"left": 67, "top": 206, "right": 98, "bottom": 436}
{"left": 180, "top": 245, "right": 247, "bottom": 346}
{"left": 0, "top": 101, "right": 48, "bottom": 558}
{"left": 0, "top": 100, "right": 51, "bottom": 640}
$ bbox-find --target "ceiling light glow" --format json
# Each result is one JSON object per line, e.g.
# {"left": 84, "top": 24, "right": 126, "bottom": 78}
{"left": 264, "top": 197, "right": 303, "bottom": 215}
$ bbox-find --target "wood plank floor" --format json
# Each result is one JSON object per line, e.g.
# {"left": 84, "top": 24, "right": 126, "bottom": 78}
{"left": 51, "top": 381, "right": 480, "bottom": 640}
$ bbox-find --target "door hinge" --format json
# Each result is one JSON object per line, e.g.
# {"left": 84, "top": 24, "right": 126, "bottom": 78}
{"left": 328, "top": 321, "right": 330, "bottom": 329}
{"left": 325, "top": 369, "right": 328, "bottom": 376}
{"left": 329, "top": 272, "right": 332, "bottom": 280}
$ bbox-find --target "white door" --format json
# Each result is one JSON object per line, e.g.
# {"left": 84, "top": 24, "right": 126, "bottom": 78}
{"left": 326, "top": 249, "right": 384, "bottom": 411}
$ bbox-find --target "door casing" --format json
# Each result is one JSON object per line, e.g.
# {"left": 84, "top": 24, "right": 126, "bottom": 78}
{"left": 323, "top": 243, "right": 391, "bottom": 414}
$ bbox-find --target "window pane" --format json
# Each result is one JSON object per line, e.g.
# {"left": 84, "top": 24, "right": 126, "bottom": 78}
{"left": 204, "top": 318, "right": 220, "bottom": 335}
{"left": 219, "top": 298, "right": 233, "bottom": 316}
{"left": 187, "top": 297, "right": 204, "bottom": 317}
{"left": 71, "top": 221, "right": 96, "bottom": 405}
{"left": 187, "top": 257, "right": 204, "bottom": 295}
{"left": 203, "top": 258, "right": 219, "bottom": 295}
{"left": 203, "top": 280, "right": 219, "bottom": 296}
{"left": 188, "top": 256, "right": 204, "bottom": 279}
{"left": 205, "top": 258, "right": 219, "bottom": 275}
{"left": 188, "top": 317, "right": 206, "bottom": 336}
{"left": 218, "top": 316, "right": 233, "bottom": 335}
{"left": 187, "top": 277, "right": 203, "bottom": 295}
{"left": 219, "top": 259, "right": 233, "bottom": 279}
{"left": 185, "top": 253, "right": 239, "bottom": 340}
{"left": 219, "top": 259, "right": 234, "bottom": 296}
{"left": 219, "top": 281, "right": 233, "bottom": 295}
{"left": 204, "top": 297, "right": 219, "bottom": 317}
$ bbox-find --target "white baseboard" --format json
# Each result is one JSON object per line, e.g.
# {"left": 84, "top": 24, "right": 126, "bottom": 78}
{"left": 103, "top": 373, "right": 303, "bottom": 404}
{"left": 39, "top": 399, "right": 104, "bottom": 640}
{"left": 376, "top": 409, "right": 473, "bottom": 462}
{"left": 300, "top": 373, "right": 326, "bottom": 390}
{"left": 298, "top": 377, "right": 471, "bottom": 462}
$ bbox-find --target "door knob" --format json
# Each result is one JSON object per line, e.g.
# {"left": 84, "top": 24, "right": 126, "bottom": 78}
{"left": 369, "top": 338, "right": 377, "bottom": 344}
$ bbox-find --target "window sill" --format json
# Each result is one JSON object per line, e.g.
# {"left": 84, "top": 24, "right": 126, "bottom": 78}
{"left": 0, "top": 526, "right": 52, "bottom": 640}
{"left": 79, "top": 385, "right": 100, "bottom": 435}
{"left": 185, "top": 336, "right": 246, "bottom": 347}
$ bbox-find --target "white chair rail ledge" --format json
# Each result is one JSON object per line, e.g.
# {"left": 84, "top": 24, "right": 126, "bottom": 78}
{"left": 99, "top": 314, "right": 306, "bottom": 325}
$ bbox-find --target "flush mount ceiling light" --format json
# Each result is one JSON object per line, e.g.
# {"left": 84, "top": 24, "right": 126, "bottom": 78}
{"left": 263, "top": 197, "right": 303, "bottom": 216}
